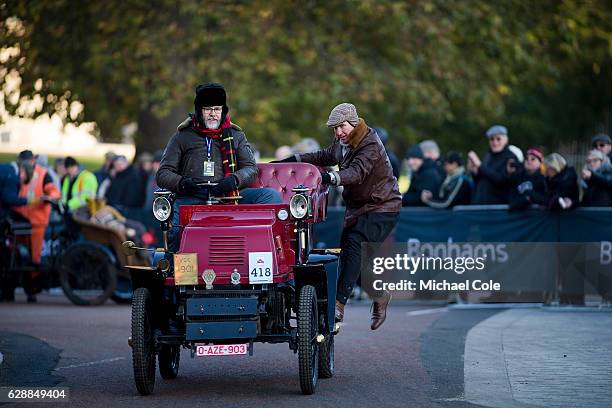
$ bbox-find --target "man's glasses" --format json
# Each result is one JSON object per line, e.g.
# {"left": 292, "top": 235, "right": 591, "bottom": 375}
{"left": 489, "top": 136, "right": 503, "bottom": 142}
{"left": 586, "top": 158, "right": 602, "bottom": 164}
{"left": 595, "top": 143, "right": 610, "bottom": 148}
{"left": 203, "top": 107, "right": 223, "bottom": 114}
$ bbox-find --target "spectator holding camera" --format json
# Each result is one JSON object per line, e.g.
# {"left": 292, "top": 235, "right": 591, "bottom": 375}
{"left": 544, "top": 153, "right": 579, "bottom": 210}
{"left": 421, "top": 151, "right": 472, "bottom": 209}
{"left": 580, "top": 149, "right": 612, "bottom": 207}
{"left": 508, "top": 147, "right": 547, "bottom": 210}
{"left": 467, "top": 125, "right": 519, "bottom": 204}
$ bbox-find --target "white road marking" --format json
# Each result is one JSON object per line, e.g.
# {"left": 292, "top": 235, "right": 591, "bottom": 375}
{"left": 55, "top": 357, "right": 125, "bottom": 371}
{"left": 406, "top": 308, "right": 448, "bottom": 316}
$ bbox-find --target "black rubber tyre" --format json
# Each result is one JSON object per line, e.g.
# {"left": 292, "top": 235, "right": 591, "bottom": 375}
{"left": 158, "top": 345, "right": 180, "bottom": 380}
{"left": 318, "top": 333, "right": 334, "bottom": 378}
{"left": 59, "top": 243, "right": 116, "bottom": 306}
{"left": 132, "top": 288, "right": 156, "bottom": 395}
{"left": 298, "top": 285, "right": 319, "bottom": 395}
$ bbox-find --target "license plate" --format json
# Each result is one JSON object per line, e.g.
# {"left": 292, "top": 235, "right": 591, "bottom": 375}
{"left": 195, "top": 344, "right": 248, "bottom": 357}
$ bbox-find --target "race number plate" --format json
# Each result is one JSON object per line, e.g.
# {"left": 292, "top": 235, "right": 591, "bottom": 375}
{"left": 195, "top": 344, "right": 247, "bottom": 356}
{"left": 248, "top": 252, "right": 273, "bottom": 284}
{"left": 173, "top": 253, "right": 198, "bottom": 285}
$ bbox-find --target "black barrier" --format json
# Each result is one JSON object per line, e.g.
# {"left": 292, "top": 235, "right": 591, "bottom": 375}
{"left": 103, "top": 205, "right": 612, "bottom": 303}
{"left": 313, "top": 206, "right": 612, "bottom": 303}
{"left": 314, "top": 206, "right": 611, "bottom": 245}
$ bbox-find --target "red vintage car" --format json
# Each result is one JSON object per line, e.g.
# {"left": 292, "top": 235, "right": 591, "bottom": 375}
{"left": 124, "top": 163, "right": 339, "bottom": 395}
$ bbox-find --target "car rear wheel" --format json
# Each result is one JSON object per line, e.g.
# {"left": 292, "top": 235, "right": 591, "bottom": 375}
{"left": 318, "top": 333, "right": 334, "bottom": 378}
{"left": 132, "top": 288, "right": 156, "bottom": 395}
{"left": 159, "top": 345, "right": 180, "bottom": 379}
{"left": 298, "top": 285, "right": 319, "bottom": 395}
{"left": 59, "top": 242, "right": 116, "bottom": 306}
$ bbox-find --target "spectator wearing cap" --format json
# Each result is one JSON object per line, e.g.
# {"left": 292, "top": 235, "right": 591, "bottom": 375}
{"left": 62, "top": 156, "right": 98, "bottom": 210}
{"left": 508, "top": 147, "right": 548, "bottom": 210}
{"left": 467, "top": 125, "right": 519, "bottom": 204}
{"left": 402, "top": 144, "right": 443, "bottom": 206}
{"left": 544, "top": 153, "right": 579, "bottom": 210}
{"left": 374, "top": 127, "right": 401, "bottom": 179}
{"left": 580, "top": 149, "right": 612, "bottom": 207}
{"left": 592, "top": 133, "right": 612, "bottom": 161}
{"left": 12, "top": 150, "right": 61, "bottom": 302}
{"left": 421, "top": 151, "right": 472, "bottom": 209}
{"left": 273, "top": 102, "right": 402, "bottom": 330}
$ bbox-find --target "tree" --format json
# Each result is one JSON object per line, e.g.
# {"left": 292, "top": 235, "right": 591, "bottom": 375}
{"left": 2, "top": 0, "right": 611, "bottom": 157}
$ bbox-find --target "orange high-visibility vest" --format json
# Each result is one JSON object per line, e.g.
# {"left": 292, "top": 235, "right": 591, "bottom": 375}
{"left": 14, "top": 165, "right": 60, "bottom": 226}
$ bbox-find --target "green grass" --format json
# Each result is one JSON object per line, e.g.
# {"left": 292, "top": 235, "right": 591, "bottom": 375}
{"left": 0, "top": 152, "right": 103, "bottom": 171}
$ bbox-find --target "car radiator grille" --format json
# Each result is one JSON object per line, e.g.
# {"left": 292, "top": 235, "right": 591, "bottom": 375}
{"left": 208, "top": 236, "right": 246, "bottom": 265}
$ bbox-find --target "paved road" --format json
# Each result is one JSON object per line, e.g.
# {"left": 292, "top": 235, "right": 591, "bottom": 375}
{"left": 3, "top": 294, "right": 609, "bottom": 407}
{"left": 0, "top": 293, "right": 487, "bottom": 408}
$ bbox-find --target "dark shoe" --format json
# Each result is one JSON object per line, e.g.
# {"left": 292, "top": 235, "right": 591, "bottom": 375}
{"left": 27, "top": 294, "right": 37, "bottom": 303}
{"left": 370, "top": 291, "right": 392, "bottom": 330}
{"left": 335, "top": 300, "right": 345, "bottom": 322}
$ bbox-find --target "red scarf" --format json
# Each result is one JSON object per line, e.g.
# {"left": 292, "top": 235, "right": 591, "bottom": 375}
{"left": 191, "top": 114, "right": 232, "bottom": 138}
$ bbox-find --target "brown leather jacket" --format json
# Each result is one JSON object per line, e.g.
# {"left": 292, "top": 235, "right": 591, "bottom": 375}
{"left": 298, "top": 119, "right": 401, "bottom": 226}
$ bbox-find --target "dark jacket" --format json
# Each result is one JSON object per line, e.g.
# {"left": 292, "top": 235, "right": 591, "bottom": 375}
{"left": 472, "top": 146, "right": 518, "bottom": 204}
{"left": 546, "top": 166, "right": 579, "bottom": 210}
{"left": 509, "top": 168, "right": 548, "bottom": 210}
{"left": 105, "top": 165, "right": 147, "bottom": 208}
{"left": 385, "top": 148, "right": 401, "bottom": 180}
{"left": 402, "top": 159, "right": 443, "bottom": 206}
{"left": 0, "top": 163, "right": 27, "bottom": 218}
{"left": 298, "top": 119, "right": 401, "bottom": 226}
{"left": 423, "top": 167, "right": 472, "bottom": 209}
{"left": 157, "top": 120, "right": 257, "bottom": 192}
{"left": 581, "top": 165, "right": 612, "bottom": 207}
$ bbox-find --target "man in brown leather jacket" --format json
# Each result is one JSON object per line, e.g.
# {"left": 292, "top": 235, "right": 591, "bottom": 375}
{"left": 275, "top": 103, "right": 401, "bottom": 330}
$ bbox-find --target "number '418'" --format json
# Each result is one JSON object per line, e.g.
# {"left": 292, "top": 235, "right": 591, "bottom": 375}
{"left": 250, "top": 267, "right": 271, "bottom": 277}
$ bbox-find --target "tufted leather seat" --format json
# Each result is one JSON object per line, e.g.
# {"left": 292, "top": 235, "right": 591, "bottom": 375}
{"left": 249, "top": 163, "right": 328, "bottom": 221}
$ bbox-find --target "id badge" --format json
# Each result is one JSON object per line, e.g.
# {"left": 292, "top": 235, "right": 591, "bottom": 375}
{"left": 203, "top": 161, "right": 215, "bottom": 177}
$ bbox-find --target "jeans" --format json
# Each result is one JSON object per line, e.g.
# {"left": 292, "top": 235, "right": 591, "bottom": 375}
{"left": 336, "top": 212, "right": 399, "bottom": 304}
{"left": 168, "top": 188, "right": 282, "bottom": 253}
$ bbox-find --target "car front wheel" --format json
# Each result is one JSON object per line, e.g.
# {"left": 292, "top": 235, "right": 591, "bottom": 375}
{"left": 132, "top": 288, "right": 156, "bottom": 395}
{"left": 298, "top": 285, "right": 319, "bottom": 395}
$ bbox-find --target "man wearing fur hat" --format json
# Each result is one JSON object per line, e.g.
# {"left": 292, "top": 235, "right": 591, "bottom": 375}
{"left": 274, "top": 103, "right": 402, "bottom": 330}
{"left": 157, "top": 83, "right": 282, "bottom": 253}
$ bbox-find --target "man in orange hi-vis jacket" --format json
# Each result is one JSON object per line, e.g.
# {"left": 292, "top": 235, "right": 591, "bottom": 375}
{"left": 13, "top": 150, "right": 61, "bottom": 302}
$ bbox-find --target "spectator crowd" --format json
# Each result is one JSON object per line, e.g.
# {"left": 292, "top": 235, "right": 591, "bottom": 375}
{"left": 272, "top": 125, "right": 612, "bottom": 210}
{"left": 398, "top": 127, "right": 612, "bottom": 210}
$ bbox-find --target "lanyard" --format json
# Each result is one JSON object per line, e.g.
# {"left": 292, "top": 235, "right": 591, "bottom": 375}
{"left": 206, "top": 138, "right": 213, "bottom": 161}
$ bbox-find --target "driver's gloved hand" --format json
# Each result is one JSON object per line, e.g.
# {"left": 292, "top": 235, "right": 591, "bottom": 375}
{"left": 211, "top": 175, "right": 238, "bottom": 196}
{"left": 270, "top": 155, "right": 297, "bottom": 163}
{"left": 178, "top": 177, "right": 199, "bottom": 195}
